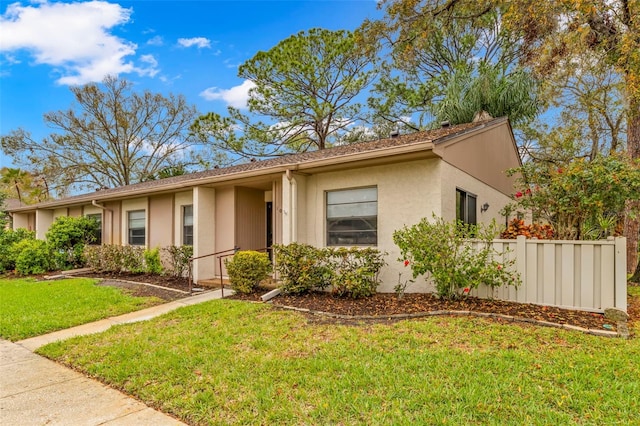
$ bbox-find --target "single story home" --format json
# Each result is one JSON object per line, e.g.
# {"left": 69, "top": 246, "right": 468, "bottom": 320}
{"left": 8, "top": 117, "right": 521, "bottom": 292}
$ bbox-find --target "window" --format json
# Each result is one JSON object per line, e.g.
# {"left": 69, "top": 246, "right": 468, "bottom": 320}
{"left": 128, "top": 210, "right": 146, "bottom": 246}
{"left": 183, "top": 205, "right": 193, "bottom": 246}
{"left": 86, "top": 213, "right": 102, "bottom": 245}
{"left": 456, "top": 188, "right": 477, "bottom": 225}
{"left": 326, "top": 187, "right": 377, "bottom": 246}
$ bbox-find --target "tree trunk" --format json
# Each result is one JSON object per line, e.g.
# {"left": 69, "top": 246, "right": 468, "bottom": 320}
{"left": 624, "top": 97, "right": 640, "bottom": 274}
{"left": 631, "top": 258, "right": 640, "bottom": 284}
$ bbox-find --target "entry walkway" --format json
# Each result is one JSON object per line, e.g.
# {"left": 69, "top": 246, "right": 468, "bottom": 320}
{"left": 1, "top": 289, "right": 230, "bottom": 425}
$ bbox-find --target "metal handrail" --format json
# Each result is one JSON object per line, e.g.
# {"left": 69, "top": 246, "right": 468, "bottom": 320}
{"left": 188, "top": 246, "right": 239, "bottom": 294}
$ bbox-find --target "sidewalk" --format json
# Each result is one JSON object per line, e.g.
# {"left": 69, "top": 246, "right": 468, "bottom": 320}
{"left": 1, "top": 289, "right": 230, "bottom": 425}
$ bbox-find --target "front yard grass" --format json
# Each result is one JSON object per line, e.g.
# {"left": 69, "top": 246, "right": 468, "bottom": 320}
{"left": 0, "top": 277, "right": 163, "bottom": 341}
{"left": 39, "top": 299, "right": 640, "bottom": 425}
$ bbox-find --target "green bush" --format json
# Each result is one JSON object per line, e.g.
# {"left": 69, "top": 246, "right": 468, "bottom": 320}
{"left": 329, "top": 247, "right": 386, "bottom": 299}
{"left": 46, "top": 216, "right": 99, "bottom": 269}
{"left": 0, "top": 228, "right": 35, "bottom": 272}
{"left": 225, "top": 251, "right": 272, "bottom": 294}
{"left": 393, "top": 216, "right": 519, "bottom": 300}
{"left": 273, "top": 243, "right": 332, "bottom": 294}
{"left": 144, "top": 247, "right": 164, "bottom": 274}
{"left": 163, "top": 245, "right": 193, "bottom": 277}
{"left": 83, "top": 244, "right": 144, "bottom": 273}
{"left": 12, "top": 239, "right": 52, "bottom": 275}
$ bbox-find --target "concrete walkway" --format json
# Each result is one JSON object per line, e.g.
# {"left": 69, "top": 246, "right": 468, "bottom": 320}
{"left": 1, "top": 289, "right": 230, "bottom": 425}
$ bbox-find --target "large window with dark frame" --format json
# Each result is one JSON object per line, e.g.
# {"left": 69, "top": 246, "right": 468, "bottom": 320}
{"left": 326, "top": 187, "right": 377, "bottom": 246}
{"left": 128, "top": 210, "right": 146, "bottom": 246}
{"left": 456, "top": 188, "right": 477, "bottom": 225}
{"left": 85, "top": 213, "right": 102, "bottom": 245}
{"left": 183, "top": 205, "right": 193, "bottom": 246}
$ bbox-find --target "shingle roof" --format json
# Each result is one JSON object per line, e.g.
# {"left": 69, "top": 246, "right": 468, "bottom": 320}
{"left": 9, "top": 118, "right": 504, "bottom": 211}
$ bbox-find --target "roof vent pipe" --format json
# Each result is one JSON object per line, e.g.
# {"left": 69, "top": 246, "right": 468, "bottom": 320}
{"left": 441, "top": 120, "right": 450, "bottom": 128}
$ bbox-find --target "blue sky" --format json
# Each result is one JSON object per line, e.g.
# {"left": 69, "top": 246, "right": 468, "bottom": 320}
{"left": 0, "top": 0, "right": 382, "bottom": 169}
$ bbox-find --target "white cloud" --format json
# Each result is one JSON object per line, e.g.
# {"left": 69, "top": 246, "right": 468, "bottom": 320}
{"left": 177, "top": 37, "right": 211, "bottom": 49}
{"left": 0, "top": 1, "right": 158, "bottom": 85}
{"left": 200, "top": 79, "right": 256, "bottom": 109}
{"left": 147, "top": 35, "right": 164, "bottom": 46}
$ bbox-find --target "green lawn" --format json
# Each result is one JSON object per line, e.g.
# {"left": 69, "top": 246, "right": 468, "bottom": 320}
{"left": 39, "top": 299, "right": 640, "bottom": 425}
{"left": 0, "top": 277, "right": 163, "bottom": 341}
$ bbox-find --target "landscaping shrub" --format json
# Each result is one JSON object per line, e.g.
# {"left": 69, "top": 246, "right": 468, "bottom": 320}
{"left": 0, "top": 228, "right": 35, "bottom": 272}
{"left": 393, "top": 216, "right": 519, "bottom": 299}
{"left": 46, "top": 216, "right": 100, "bottom": 269}
{"left": 12, "top": 239, "right": 52, "bottom": 275}
{"left": 144, "top": 247, "right": 164, "bottom": 274}
{"left": 162, "top": 245, "right": 193, "bottom": 277}
{"left": 83, "top": 244, "right": 144, "bottom": 273}
{"left": 328, "top": 247, "right": 386, "bottom": 298}
{"left": 225, "top": 250, "right": 272, "bottom": 294}
{"left": 273, "top": 243, "right": 332, "bottom": 294}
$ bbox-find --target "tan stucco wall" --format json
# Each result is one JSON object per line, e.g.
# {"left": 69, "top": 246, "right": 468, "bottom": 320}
{"left": 236, "top": 187, "right": 267, "bottom": 251}
{"left": 213, "top": 187, "right": 234, "bottom": 277}
{"left": 301, "top": 159, "right": 442, "bottom": 292}
{"left": 149, "top": 194, "right": 174, "bottom": 248}
{"left": 68, "top": 207, "right": 82, "bottom": 217}
{"left": 53, "top": 208, "right": 67, "bottom": 220}
{"left": 173, "top": 191, "right": 193, "bottom": 246}
{"left": 440, "top": 162, "right": 512, "bottom": 227}
{"left": 104, "top": 201, "right": 121, "bottom": 245}
{"left": 12, "top": 212, "right": 31, "bottom": 230}
{"left": 435, "top": 121, "right": 520, "bottom": 195}
{"left": 35, "top": 209, "right": 53, "bottom": 240}
{"left": 121, "top": 198, "right": 148, "bottom": 247}
{"left": 194, "top": 186, "right": 216, "bottom": 281}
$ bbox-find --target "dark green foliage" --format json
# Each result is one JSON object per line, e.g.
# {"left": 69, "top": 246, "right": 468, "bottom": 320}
{"left": 12, "top": 239, "right": 52, "bottom": 275}
{"left": 46, "top": 216, "right": 99, "bottom": 269}
{"left": 143, "top": 248, "right": 164, "bottom": 274}
{"left": 162, "top": 245, "right": 193, "bottom": 277}
{"left": 274, "top": 243, "right": 386, "bottom": 298}
{"left": 225, "top": 251, "right": 272, "bottom": 294}
{"left": 329, "top": 247, "right": 387, "bottom": 299}
{"left": 273, "top": 243, "right": 333, "bottom": 295}
{"left": 0, "top": 228, "right": 34, "bottom": 272}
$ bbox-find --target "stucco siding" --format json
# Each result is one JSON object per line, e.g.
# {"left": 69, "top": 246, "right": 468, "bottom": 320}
{"left": 440, "top": 162, "right": 512, "bottom": 227}
{"left": 104, "top": 201, "right": 121, "bottom": 245}
{"left": 12, "top": 212, "right": 31, "bottom": 230}
{"left": 194, "top": 187, "right": 216, "bottom": 281}
{"left": 302, "top": 159, "right": 442, "bottom": 292}
{"left": 149, "top": 194, "right": 174, "bottom": 248}
{"left": 53, "top": 208, "right": 67, "bottom": 220}
{"left": 35, "top": 210, "right": 53, "bottom": 240}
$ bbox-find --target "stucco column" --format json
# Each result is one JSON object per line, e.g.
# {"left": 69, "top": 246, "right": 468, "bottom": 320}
{"left": 281, "top": 174, "right": 294, "bottom": 244}
{"left": 35, "top": 209, "right": 53, "bottom": 240}
{"left": 193, "top": 186, "right": 216, "bottom": 282}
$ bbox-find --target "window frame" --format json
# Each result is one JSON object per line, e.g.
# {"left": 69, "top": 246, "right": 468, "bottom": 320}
{"left": 127, "top": 210, "right": 146, "bottom": 246}
{"left": 456, "top": 188, "right": 477, "bottom": 225}
{"left": 326, "top": 186, "right": 378, "bottom": 247}
{"left": 182, "top": 204, "right": 193, "bottom": 246}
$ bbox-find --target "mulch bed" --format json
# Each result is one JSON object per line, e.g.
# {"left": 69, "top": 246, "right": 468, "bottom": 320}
{"left": 69, "top": 272, "right": 638, "bottom": 335}
{"left": 231, "top": 288, "right": 639, "bottom": 333}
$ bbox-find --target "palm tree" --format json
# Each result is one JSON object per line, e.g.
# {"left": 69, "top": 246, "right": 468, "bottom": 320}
{"left": 0, "top": 168, "right": 27, "bottom": 203}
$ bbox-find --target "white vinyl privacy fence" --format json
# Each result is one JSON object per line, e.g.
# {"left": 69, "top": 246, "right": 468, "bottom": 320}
{"left": 471, "top": 236, "right": 627, "bottom": 313}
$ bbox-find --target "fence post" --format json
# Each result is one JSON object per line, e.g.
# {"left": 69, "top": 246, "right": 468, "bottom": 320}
{"left": 516, "top": 235, "right": 527, "bottom": 300}
{"left": 614, "top": 237, "right": 627, "bottom": 312}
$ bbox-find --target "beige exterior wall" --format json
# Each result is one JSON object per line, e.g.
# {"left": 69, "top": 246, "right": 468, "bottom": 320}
{"left": 193, "top": 187, "right": 216, "bottom": 281}
{"left": 173, "top": 191, "right": 193, "bottom": 246}
{"left": 104, "top": 201, "right": 121, "bottom": 245}
{"left": 53, "top": 208, "right": 67, "bottom": 220}
{"left": 440, "top": 162, "right": 512, "bottom": 226}
{"left": 236, "top": 187, "right": 267, "bottom": 251}
{"left": 121, "top": 198, "right": 148, "bottom": 247}
{"left": 149, "top": 194, "right": 174, "bottom": 248}
{"left": 301, "top": 159, "right": 442, "bottom": 292}
{"left": 12, "top": 212, "right": 32, "bottom": 230}
{"left": 35, "top": 209, "right": 53, "bottom": 240}
{"left": 68, "top": 207, "right": 82, "bottom": 217}
{"left": 214, "top": 187, "right": 234, "bottom": 277}
{"left": 435, "top": 121, "right": 520, "bottom": 195}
